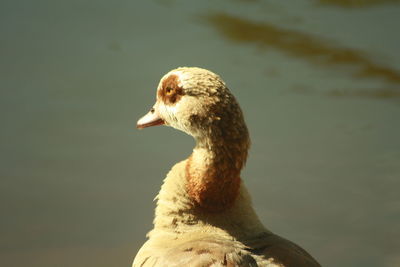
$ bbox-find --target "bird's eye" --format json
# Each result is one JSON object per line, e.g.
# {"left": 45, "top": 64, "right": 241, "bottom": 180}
{"left": 166, "top": 87, "right": 174, "bottom": 95}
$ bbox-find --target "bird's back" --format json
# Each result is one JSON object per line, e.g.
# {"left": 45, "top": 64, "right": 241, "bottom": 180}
{"left": 134, "top": 231, "right": 320, "bottom": 267}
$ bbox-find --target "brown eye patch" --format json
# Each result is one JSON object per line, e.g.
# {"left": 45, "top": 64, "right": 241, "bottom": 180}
{"left": 158, "top": 74, "right": 184, "bottom": 105}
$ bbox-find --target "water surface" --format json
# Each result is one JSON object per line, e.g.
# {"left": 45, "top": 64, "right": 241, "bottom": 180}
{"left": 1, "top": 1, "right": 399, "bottom": 266}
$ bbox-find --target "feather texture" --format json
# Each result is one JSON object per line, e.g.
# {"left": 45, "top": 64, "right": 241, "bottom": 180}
{"left": 134, "top": 67, "right": 321, "bottom": 267}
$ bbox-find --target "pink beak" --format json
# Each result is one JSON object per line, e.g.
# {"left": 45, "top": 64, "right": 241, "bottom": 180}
{"left": 137, "top": 108, "right": 165, "bottom": 129}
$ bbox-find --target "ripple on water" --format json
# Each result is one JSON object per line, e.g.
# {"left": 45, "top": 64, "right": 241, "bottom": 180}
{"left": 203, "top": 12, "right": 400, "bottom": 99}
{"left": 317, "top": 0, "right": 400, "bottom": 8}
{"left": 204, "top": 13, "right": 400, "bottom": 85}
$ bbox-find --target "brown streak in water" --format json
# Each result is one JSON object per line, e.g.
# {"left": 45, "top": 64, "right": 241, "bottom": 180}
{"left": 205, "top": 13, "right": 400, "bottom": 85}
{"left": 328, "top": 88, "right": 400, "bottom": 98}
{"left": 317, "top": 0, "right": 400, "bottom": 8}
{"left": 291, "top": 85, "right": 400, "bottom": 99}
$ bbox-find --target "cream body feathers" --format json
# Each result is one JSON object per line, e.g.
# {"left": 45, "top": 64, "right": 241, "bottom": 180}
{"left": 134, "top": 67, "right": 320, "bottom": 267}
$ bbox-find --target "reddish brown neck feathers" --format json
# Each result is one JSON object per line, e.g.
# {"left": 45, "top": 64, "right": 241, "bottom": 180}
{"left": 185, "top": 137, "right": 249, "bottom": 213}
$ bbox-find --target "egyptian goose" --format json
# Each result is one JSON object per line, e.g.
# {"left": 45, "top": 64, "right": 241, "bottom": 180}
{"left": 134, "top": 67, "right": 320, "bottom": 267}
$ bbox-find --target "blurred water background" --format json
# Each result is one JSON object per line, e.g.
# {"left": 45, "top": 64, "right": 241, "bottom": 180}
{"left": 1, "top": 0, "right": 399, "bottom": 266}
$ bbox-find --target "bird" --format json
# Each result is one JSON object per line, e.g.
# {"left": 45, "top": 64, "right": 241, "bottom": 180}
{"left": 133, "top": 67, "right": 321, "bottom": 267}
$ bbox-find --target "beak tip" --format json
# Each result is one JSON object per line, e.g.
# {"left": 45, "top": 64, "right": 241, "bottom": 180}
{"left": 136, "top": 113, "right": 165, "bottom": 129}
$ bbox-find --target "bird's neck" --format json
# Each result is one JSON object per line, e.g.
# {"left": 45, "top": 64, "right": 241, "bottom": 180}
{"left": 151, "top": 126, "right": 267, "bottom": 239}
{"left": 185, "top": 129, "right": 250, "bottom": 212}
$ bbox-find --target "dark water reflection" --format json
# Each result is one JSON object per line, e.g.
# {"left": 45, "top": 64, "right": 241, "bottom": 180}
{"left": 318, "top": 0, "right": 400, "bottom": 8}
{"left": 205, "top": 13, "right": 400, "bottom": 86}
{"left": 327, "top": 87, "right": 400, "bottom": 98}
{"left": 1, "top": 1, "right": 399, "bottom": 267}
